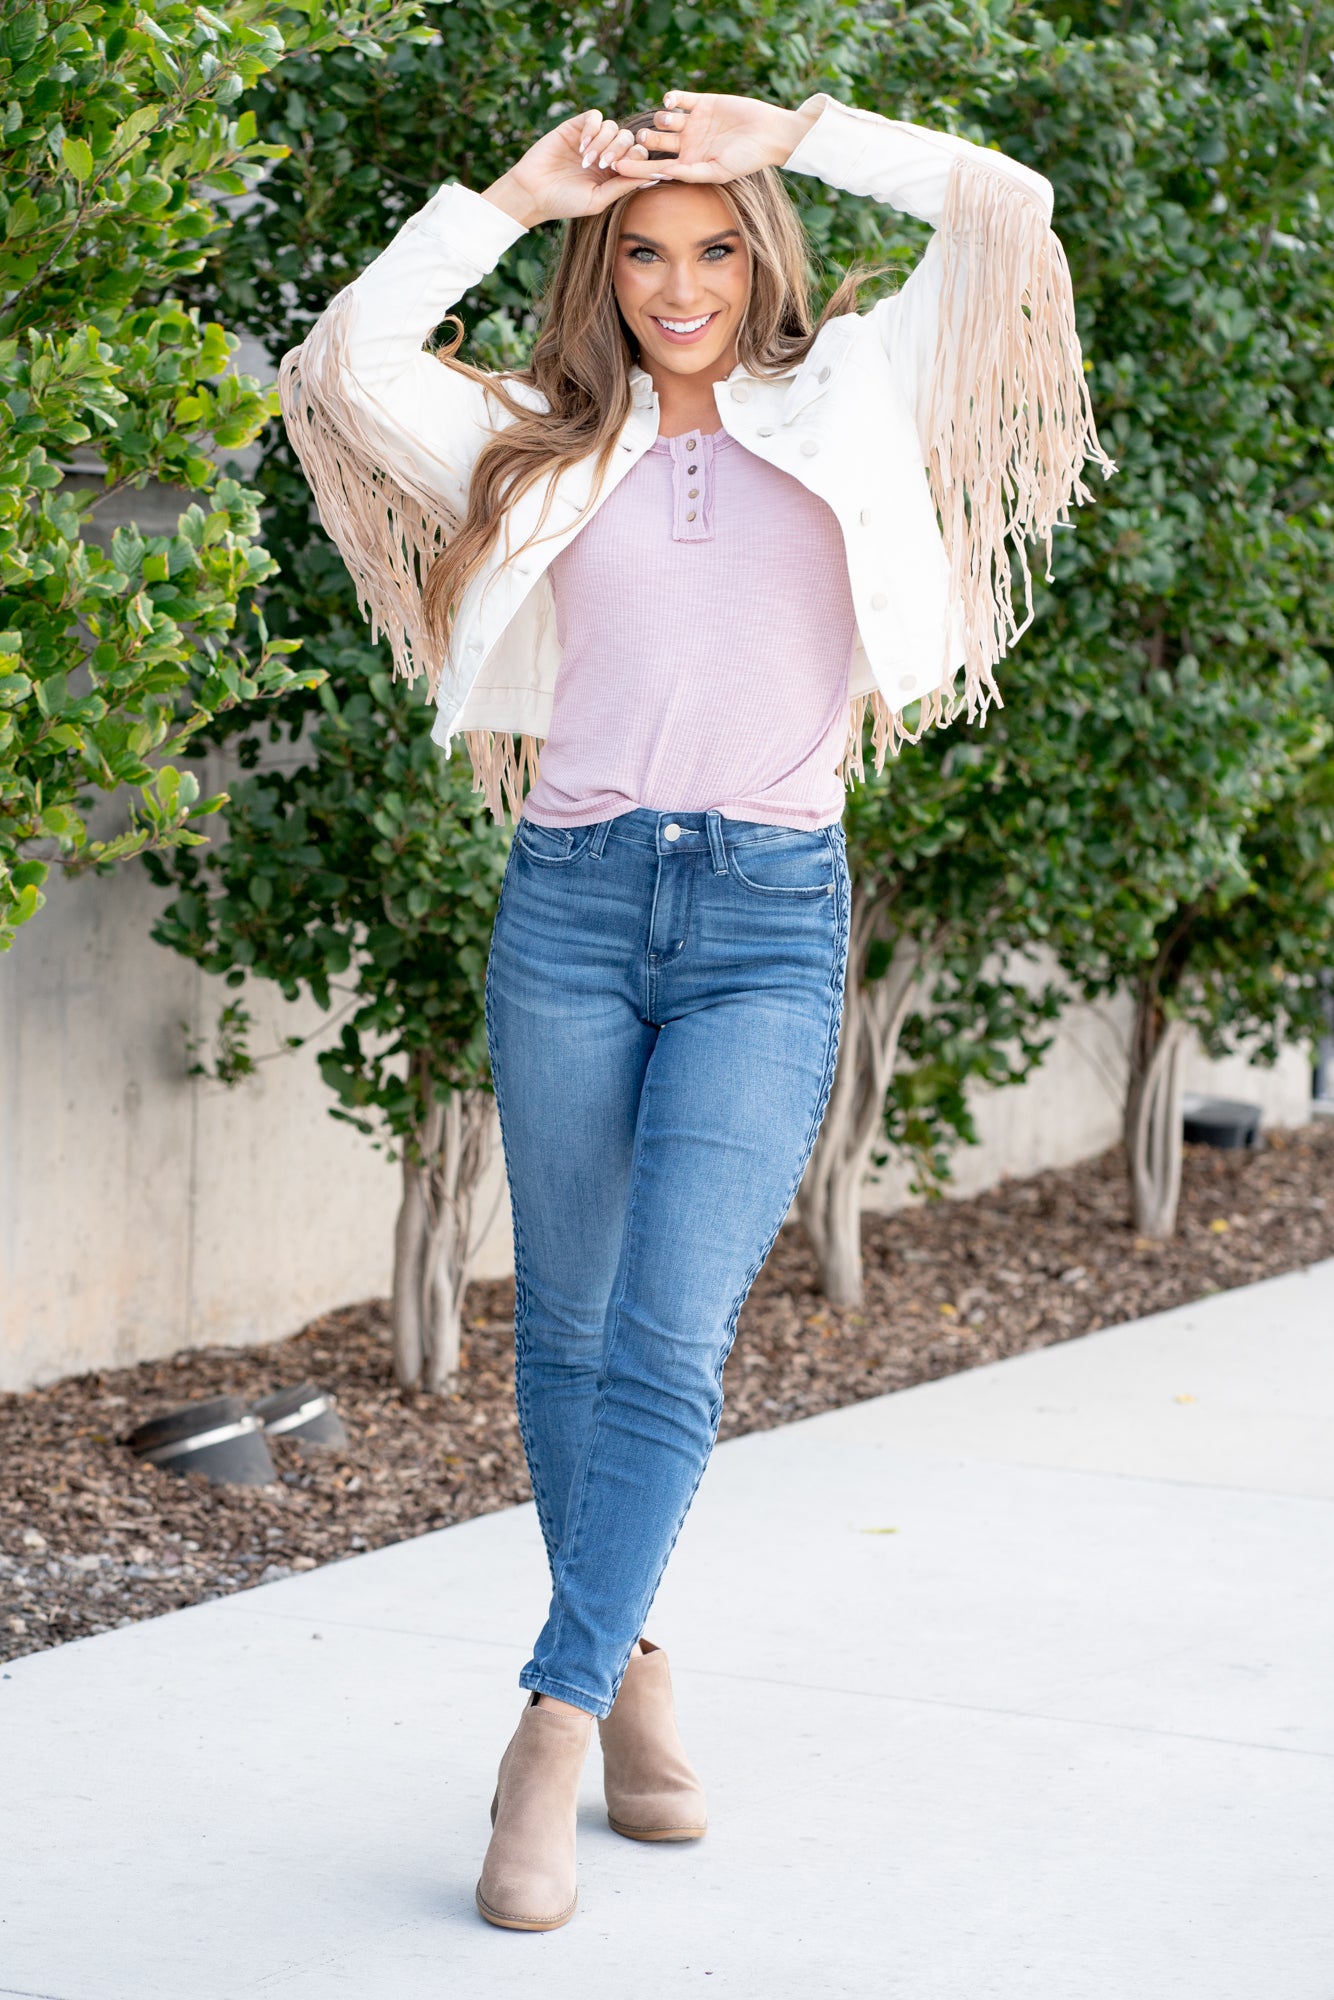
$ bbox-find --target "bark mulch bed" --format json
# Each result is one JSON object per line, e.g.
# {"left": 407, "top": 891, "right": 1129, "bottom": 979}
{"left": 4, "top": 1123, "right": 1332, "bottom": 1667}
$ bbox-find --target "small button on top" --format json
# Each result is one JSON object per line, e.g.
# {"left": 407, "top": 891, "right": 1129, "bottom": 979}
{"left": 663, "top": 822, "right": 682, "bottom": 842}
{"left": 688, "top": 487, "right": 699, "bottom": 498}
{"left": 800, "top": 438, "right": 819, "bottom": 457}
{"left": 818, "top": 365, "right": 832, "bottom": 383}
{"left": 686, "top": 437, "right": 697, "bottom": 450}
{"left": 687, "top": 463, "right": 697, "bottom": 474}
{"left": 686, "top": 509, "right": 697, "bottom": 521}
{"left": 871, "top": 591, "right": 889, "bottom": 610}
{"left": 757, "top": 425, "right": 775, "bottom": 437}
{"left": 731, "top": 383, "right": 751, "bottom": 402}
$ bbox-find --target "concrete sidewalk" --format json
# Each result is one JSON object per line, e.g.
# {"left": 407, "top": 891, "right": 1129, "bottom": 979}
{"left": 3, "top": 1261, "right": 1332, "bottom": 2000}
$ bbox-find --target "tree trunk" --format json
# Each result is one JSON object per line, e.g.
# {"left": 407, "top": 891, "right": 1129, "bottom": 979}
{"left": 391, "top": 1084, "right": 498, "bottom": 1392}
{"left": 798, "top": 889, "right": 921, "bottom": 1307}
{"left": 1125, "top": 997, "right": 1189, "bottom": 1239}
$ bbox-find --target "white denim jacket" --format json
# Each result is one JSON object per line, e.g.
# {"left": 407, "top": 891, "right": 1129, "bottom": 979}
{"left": 281, "top": 94, "right": 1110, "bottom": 817}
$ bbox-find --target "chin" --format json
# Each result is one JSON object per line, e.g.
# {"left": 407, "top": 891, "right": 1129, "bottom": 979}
{"left": 641, "top": 338, "right": 734, "bottom": 377}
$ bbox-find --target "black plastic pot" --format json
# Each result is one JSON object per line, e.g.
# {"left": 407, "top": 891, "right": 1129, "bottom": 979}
{"left": 126, "top": 1395, "right": 276, "bottom": 1486}
{"left": 252, "top": 1382, "right": 348, "bottom": 1451}
{"left": 1182, "top": 1094, "right": 1262, "bottom": 1150}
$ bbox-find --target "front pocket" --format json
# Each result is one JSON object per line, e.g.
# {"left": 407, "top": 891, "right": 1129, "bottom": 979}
{"left": 515, "top": 818, "right": 595, "bottom": 866}
{"left": 726, "top": 830, "right": 837, "bottom": 898}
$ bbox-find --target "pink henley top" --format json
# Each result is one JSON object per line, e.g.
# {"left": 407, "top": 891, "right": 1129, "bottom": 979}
{"left": 521, "top": 426, "right": 857, "bottom": 830}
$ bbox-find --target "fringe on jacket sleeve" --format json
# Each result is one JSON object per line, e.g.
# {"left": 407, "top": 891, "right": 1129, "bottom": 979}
{"left": 919, "top": 153, "right": 1115, "bottom": 734}
{"left": 277, "top": 286, "right": 457, "bottom": 701}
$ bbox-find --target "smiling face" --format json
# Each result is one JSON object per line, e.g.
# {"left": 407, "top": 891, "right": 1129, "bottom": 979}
{"left": 612, "top": 182, "right": 752, "bottom": 388}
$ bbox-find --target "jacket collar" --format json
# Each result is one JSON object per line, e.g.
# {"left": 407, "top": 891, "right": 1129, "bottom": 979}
{"left": 627, "top": 326, "right": 851, "bottom": 432}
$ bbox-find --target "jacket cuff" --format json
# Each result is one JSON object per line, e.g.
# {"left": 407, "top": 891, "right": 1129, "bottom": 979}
{"left": 783, "top": 93, "right": 1053, "bottom": 228}
{"left": 406, "top": 180, "right": 530, "bottom": 266}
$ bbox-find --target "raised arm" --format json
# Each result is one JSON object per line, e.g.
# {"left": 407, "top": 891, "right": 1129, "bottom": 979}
{"left": 627, "top": 91, "right": 1114, "bottom": 720}
{"left": 279, "top": 110, "right": 652, "bottom": 691}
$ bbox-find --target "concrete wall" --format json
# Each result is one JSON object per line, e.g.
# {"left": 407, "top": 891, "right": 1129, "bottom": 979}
{"left": 863, "top": 987, "right": 1311, "bottom": 1213}
{"left": 1, "top": 851, "right": 399, "bottom": 1390}
{"left": 2, "top": 838, "right": 1310, "bottom": 1392}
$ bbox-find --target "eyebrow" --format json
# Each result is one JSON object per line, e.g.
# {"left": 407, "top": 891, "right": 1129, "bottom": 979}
{"left": 619, "top": 228, "right": 742, "bottom": 251}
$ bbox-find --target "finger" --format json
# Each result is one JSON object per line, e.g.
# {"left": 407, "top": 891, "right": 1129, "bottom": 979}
{"left": 562, "top": 107, "right": 605, "bottom": 152}
{"left": 639, "top": 127, "right": 682, "bottom": 153}
{"left": 612, "top": 154, "right": 683, "bottom": 180}
{"left": 661, "top": 90, "right": 701, "bottom": 111}
{"left": 637, "top": 158, "right": 721, "bottom": 184}
{"left": 579, "top": 116, "right": 620, "bottom": 168}
{"left": 588, "top": 171, "right": 660, "bottom": 210}
{"left": 653, "top": 107, "right": 688, "bottom": 129}
{"left": 595, "top": 127, "right": 638, "bottom": 172}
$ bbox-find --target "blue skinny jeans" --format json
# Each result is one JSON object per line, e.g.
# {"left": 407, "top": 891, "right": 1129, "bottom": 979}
{"left": 484, "top": 806, "right": 850, "bottom": 1718}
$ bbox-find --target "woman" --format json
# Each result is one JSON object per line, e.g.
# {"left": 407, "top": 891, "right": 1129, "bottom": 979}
{"left": 282, "top": 88, "right": 1109, "bottom": 1932}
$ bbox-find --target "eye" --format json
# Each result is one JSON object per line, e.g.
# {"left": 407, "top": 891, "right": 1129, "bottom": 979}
{"left": 627, "top": 246, "right": 659, "bottom": 263}
{"left": 702, "top": 244, "right": 732, "bottom": 261}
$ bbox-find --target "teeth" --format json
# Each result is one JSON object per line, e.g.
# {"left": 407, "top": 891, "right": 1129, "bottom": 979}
{"left": 657, "top": 315, "right": 711, "bottom": 333}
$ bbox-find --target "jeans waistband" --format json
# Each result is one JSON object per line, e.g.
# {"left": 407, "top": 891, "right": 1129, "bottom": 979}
{"left": 590, "top": 808, "right": 839, "bottom": 860}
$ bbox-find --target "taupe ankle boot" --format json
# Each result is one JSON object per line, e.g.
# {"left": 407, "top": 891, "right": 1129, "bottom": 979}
{"left": 476, "top": 1694, "right": 594, "bottom": 1931}
{"left": 598, "top": 1640, "right": 708, "bottom": 1841}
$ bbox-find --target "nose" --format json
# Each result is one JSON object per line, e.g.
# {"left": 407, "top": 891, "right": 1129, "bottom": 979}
{"left": 659, "top": 261, "right": 709, "bottom": 311}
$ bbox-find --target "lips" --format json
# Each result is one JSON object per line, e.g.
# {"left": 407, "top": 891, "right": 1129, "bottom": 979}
{"left": 650, "top": 311, "right": 720, "bottom": 345}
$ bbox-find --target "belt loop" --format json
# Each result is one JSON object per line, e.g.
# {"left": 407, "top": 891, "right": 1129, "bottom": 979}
{"left": 705, "top": 809, "right": 727, "bottom": 875}
{"left": 590, "top": 818, "right": 613, "bottom": 860}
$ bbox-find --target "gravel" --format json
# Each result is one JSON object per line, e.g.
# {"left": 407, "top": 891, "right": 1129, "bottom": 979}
{"left": 4, "top": 1122, "right": 1332, "bottom": 1667}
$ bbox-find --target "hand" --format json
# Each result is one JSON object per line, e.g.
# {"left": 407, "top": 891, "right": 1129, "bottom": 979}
{"left": 484, "top": 111, "right": 653, "bottom": 229}
{"left": 612, "top": 91, "right": 818, "bottom": 186}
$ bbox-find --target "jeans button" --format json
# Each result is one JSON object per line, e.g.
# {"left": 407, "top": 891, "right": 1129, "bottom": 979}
{"left": 663, "top": 822, "right": 682, "bottom": 842}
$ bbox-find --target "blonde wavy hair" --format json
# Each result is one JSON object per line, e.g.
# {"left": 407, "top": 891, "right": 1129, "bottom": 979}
{"left": 420, "top": 109, "right": 883, "bottom": 655}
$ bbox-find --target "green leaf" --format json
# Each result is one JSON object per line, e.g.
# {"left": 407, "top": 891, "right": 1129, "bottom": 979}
{"left": 60, "top": 136, "right": 94, "bottom": 182}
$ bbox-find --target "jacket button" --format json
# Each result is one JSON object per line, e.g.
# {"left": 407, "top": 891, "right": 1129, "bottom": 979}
{"left": 800, "top": 438, "right": 819, "bottom": 456}
{"left": 871, "top": 591, "right": 889, "bottom": 610}
{"left": 757, "top": 425, "right": 775, "bottom": 437}
{"left": 731, "top": 383, "right": 751, "bottom": 402}
{"left": 818, "top": 365, "right": 831, "bottom": 383}
{"left": 859, "top": 507, "right": 872, "bottom": 526}
{"left": 899, "top": 672, "right": 917, "bottom": 692}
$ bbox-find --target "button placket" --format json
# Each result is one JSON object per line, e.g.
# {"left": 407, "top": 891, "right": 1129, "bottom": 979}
{"left": 670, "top": 431, "right": 714, "bottom": 541}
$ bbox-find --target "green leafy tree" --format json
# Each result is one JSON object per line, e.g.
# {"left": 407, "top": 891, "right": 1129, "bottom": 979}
{"left": 151, "top": 653, "right": 509, "bottom": 1389}
{"left": 970, "top": 0, "right": 1334, "bottom": 1235}
{"left": 788, "top": 0, "right": 1334, "bottom": 1283}
{"left": 0, "top": 0, "right": 422, "bottom": 948}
